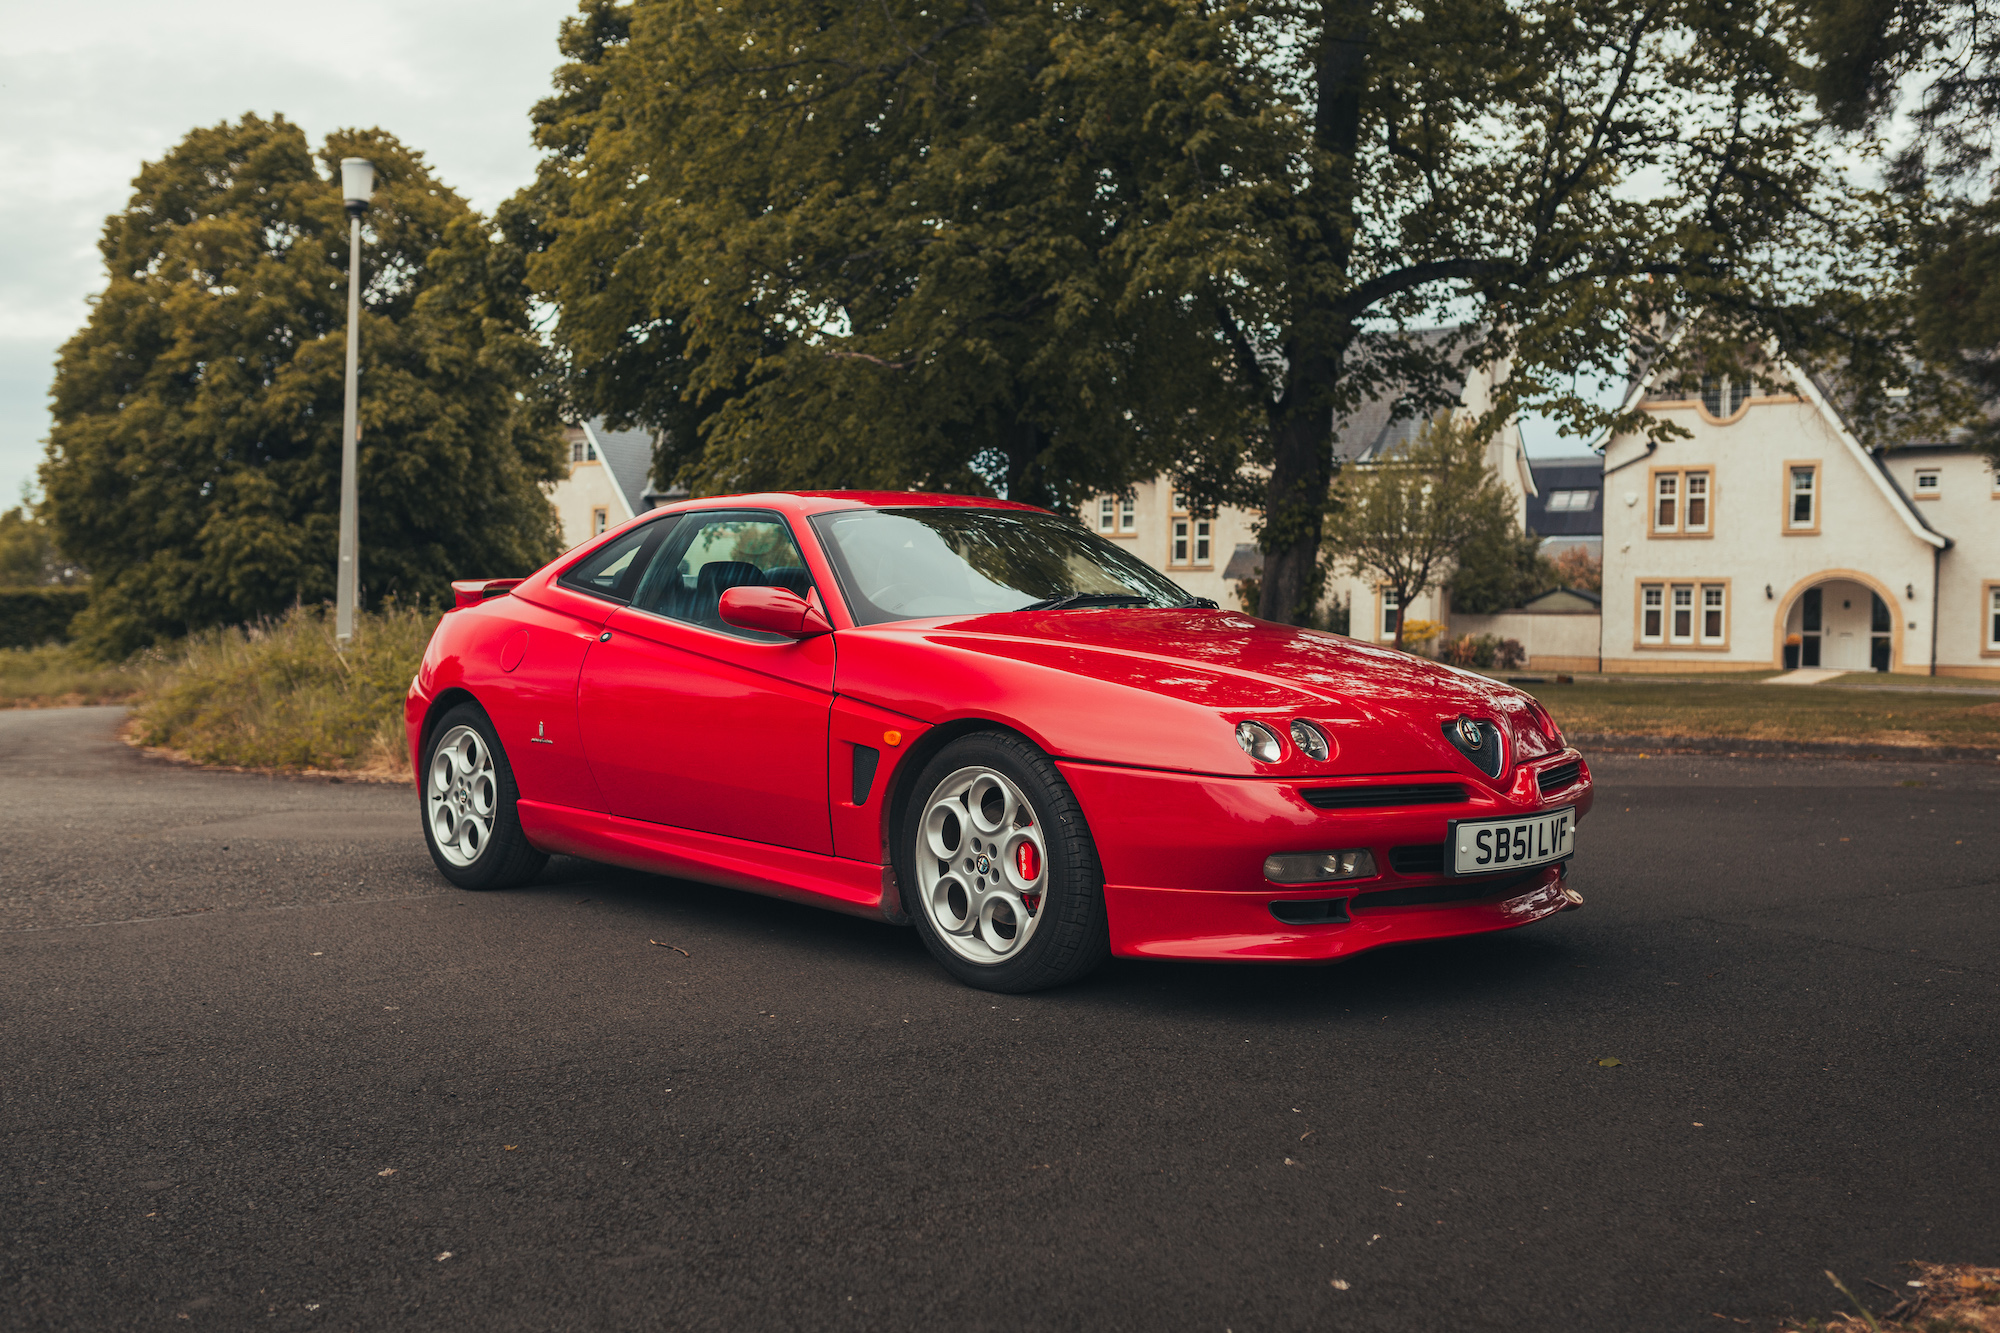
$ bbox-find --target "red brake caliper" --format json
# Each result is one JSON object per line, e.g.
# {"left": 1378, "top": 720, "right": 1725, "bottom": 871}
{"left": 1016, "top": 841, "right": 1041, "bottom": 913}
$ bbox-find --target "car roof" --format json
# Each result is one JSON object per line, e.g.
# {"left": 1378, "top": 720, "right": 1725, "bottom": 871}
{"left": 645, "top": 490, "right": 1051, "bottom": 519}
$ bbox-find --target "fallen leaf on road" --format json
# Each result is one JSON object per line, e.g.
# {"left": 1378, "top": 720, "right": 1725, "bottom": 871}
{"left": 1597, "top": 1057, "right": 1623, "bottom": 1067}
{"left": 504, "top": 1145, "right": 517, "bottom": 1151}
{"left": 436, "top": 1252, "right": 453, "bottom": 1262}
{"left": 377, "top": 1168, "right": 395, "bottom": 1177}
{"left": 1331, "top": 1279, "right": 1351, "bottom": 1290}
{"left": 648, "top": 940, "right": 690, "bottom": 956}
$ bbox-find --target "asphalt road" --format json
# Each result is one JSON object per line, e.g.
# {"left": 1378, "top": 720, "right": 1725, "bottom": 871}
{"left": 3, "top": 706, "right": 1995, "bottom": 1332}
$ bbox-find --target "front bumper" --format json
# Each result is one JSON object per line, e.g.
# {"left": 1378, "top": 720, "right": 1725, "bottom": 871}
{"left": 1056, "top": 753, "right": 1591, "bottom": 963}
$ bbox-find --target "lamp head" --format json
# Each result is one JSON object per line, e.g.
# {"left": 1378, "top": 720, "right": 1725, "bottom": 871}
{"left": 340, "top": 158, "right": 376, "bottom": 217}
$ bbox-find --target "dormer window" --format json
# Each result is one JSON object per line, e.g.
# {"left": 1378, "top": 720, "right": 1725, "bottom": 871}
{"left": 1544, "top": 489, "right": 1598, "bottom": 512}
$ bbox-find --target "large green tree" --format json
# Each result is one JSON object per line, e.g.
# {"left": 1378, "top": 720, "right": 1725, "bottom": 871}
{"left": 520, "top": 0, "right": 1244, "bottom": 510}
{"left": 43, "top": 114, "right": 566, "bottom": 657}
{"left": 1805, "top": 0, "right": 2000, "bottom": 465}
{"left": 523, "top": 0, "right": 1900, "bottom": 624}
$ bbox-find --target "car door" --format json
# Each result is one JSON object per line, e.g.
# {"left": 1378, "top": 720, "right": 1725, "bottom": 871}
{"left": 575, "top": 509, "right": 836, "bottom": 855}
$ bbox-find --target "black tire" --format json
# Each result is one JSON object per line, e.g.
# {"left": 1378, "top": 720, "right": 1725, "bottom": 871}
{"left": 895, "top": 731, "right": 1110, "bottom": 992}
{"left": 419, "top": 702, "right": 548, "bottom": 890}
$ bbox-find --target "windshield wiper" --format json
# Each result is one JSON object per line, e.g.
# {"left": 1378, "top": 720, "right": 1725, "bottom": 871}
{"left": 1018, "top": 592, "right": 1159, "bottom": 611}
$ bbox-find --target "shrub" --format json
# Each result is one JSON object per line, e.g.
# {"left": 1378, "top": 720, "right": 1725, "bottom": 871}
{"left": 0, "top": 588, "right": 91, "bottom": 649}
{"left": 1441, "top": 633, "right": 1508, "bottom": 668}
{"left": 133, "top": 604, "right": 437, "bottom": 777}
{"left": 0, "top": 643, "right": 146, "bottom": 707}
{"left": 1399, "top": 618, "right": 1445, "bottom": 653}
{"left": 1496, "top": 638, "right": 1527, "bottom": 669}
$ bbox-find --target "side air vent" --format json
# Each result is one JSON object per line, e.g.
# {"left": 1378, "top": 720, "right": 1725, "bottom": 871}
{"left": 1301, "top": 783, "right": 1468, "bottom": 811}
{"left": 1389, "top": 843, "right": 1446, "bottom": 875}
{"left": 851, "top": 745, "right": 881, "bottom": 806}
{"left": 1537, "top": 760, "right": 1582, "bottom": 795}
{"left": 1443, "top": 717, "right": 1507, "bottom": 779}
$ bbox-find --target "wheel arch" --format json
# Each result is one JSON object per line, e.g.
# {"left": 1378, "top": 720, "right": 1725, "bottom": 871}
{"left": 418, "top": 687, "right": 482, "bottom": 762}
{"left": 880, "top": 716, "right": 1061, "bottom": 918}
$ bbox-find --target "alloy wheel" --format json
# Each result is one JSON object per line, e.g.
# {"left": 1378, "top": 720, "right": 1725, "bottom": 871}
{"left": 427, "top": 724, "right": 497, "bottom": 867}
{"left": 914, "top": 765, "right": 1050, "bottom": 965}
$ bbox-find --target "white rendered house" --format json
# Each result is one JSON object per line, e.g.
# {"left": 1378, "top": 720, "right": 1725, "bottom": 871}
{"left": 546, "top": 420, "right": 681, "bottom": 551}
{"left": 1599, "top": 361, "right": 1998, "bottom": 679}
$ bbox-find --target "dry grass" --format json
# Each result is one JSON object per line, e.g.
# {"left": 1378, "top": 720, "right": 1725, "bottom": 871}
{"left": 1519, "top": 681, "right": 2000, "bottom": 751}
{"left": 1778, "top": 1262, "right": 2000, "bottom": 1331}
{"left": 0, "top": 643, "right": 148, "bottom": 708}
{"left": 131, "top": 605, "right": 437, "bottom": 781}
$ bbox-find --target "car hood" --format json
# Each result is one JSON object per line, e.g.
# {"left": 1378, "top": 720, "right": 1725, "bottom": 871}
{"left": 835, "top": 608, "right": 1558, "bottom": 779}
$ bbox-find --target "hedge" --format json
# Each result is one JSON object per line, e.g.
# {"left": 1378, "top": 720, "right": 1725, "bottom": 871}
{"left": 0, "top": 588, "right": 90, "bottom": 649}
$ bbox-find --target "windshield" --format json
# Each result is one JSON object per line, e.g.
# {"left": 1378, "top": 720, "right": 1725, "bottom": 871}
{"left": 810, "top": 507, "right": 1197, "bottom": 626}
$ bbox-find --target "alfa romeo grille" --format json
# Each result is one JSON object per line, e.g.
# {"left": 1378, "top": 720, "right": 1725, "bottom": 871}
{"left": 1301, "top": 783, "right": 1468, "bottom": 811}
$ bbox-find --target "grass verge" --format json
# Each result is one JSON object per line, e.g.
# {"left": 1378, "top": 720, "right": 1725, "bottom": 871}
{"left": 0, "top": 643, "right": 148, "bottom": 708}
{"left": 131, "top": 605, "right": 436, "bottom": 782}
{"left": 1520, "top": 680, "right": 2000, "bottom": 750}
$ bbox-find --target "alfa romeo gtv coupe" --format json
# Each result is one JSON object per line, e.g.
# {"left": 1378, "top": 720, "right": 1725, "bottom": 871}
{"left": 407, "top": 491, "right": 1591, "bottom": 992}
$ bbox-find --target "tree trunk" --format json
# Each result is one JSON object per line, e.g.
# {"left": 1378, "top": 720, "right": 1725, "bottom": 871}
{"left": 1258, "top": 348, "right": 1339, "bottom": 623}
{"left": 1255, "top": 0, "right": 1371, "bottom": 625}
{"left": 1005, "top": 417, "right": 1052, "bottom": 509}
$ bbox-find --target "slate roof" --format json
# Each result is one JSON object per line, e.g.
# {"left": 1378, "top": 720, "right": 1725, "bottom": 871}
{"left": 1330, "top": 327, "right": 1472, "bottom": 463}
{"left": 581, "top": 419, "right": 688, "bottom": 515}
{"left": 1525, "top": 458, "right": 1603, "bottom": 538}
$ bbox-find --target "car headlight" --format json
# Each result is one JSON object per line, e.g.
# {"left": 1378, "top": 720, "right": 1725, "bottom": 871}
{"left": 1289, "top": 719, "right": 1330, "bottom": 762}
{"left": 1264, "top": 849, "right": 1377, "bottom": 884}
{"left": 1235, "top": 721, "right": 1282, "bottom": 763}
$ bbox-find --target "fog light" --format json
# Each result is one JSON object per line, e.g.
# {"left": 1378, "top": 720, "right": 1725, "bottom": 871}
{"left": 1262, "top": 848, "right": 1377, "bottom": 884}
{"left": 1235, "top": 721, "right": 1282, "bottom": 763}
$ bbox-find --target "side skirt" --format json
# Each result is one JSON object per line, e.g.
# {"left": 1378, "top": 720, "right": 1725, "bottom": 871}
{"left": 517, "top": 800, "right": 896, "bottom": 922}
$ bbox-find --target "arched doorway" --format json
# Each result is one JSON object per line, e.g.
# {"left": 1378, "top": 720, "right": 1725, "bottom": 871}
{"left": 1780, "top": 577, "right": 1893, "bottom": 671}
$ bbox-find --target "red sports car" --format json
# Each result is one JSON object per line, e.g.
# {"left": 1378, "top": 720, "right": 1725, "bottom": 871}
{"left": 407, "top": 491, "right": 1591, "bottom": 992}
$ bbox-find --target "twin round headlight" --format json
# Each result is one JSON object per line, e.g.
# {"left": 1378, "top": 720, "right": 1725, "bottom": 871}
{"left": 1234, "top": 719, "right": 1331, "bottom": 764}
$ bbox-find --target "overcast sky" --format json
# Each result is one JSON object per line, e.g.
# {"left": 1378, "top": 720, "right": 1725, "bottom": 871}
{"left": 0, "top": 1, "right": 1600, "bottom": 512}
{"left": 0, "top": 0, "right": 578, "bottom": 506}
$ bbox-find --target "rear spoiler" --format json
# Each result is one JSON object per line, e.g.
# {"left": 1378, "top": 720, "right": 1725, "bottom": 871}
{"left": 451, "top": 578, "right": 525, "bottom": 610}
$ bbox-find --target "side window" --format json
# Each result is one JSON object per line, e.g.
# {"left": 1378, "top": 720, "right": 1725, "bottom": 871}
{"left": 630, "top": 511, "right": 816, "bottom": 636}
{"left": 557, "top": 518, "right": 674, "bottom": 602}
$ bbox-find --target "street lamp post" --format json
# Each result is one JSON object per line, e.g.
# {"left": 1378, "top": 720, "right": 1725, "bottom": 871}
{"left": 335, "top": 157, "right": 375, "bottom": 648}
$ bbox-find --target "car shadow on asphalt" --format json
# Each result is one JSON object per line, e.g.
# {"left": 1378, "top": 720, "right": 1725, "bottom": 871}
{"left": 507, "top": 854, "right": 1588, "bottom": 1023}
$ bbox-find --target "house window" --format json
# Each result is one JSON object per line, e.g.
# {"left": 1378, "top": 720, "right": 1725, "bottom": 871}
{"left": 1650, "top": 468, "right": 1713, "bottom": 536}
{"left": 591, "top": 507, "right": 609, "bottom": 536}
{"left": 1685, "top": 473, "right": 1709, "bottom": 532}
{"left": 1544, "top": 489, "right": 1598, "bottom": 512}
{"left": 1641, "top": 580, "right": 1727, "bottom": 647}
{"left": 1788, "top": 464, "right": 1818, "bottom": 530}
{"left": 1097, "top": 495, "right": 1136, "bottom": 534}
{"left": 1119, "top": 497, "right": 1135, "bottom": 532}
{"left": 1699, "top": 374, "right": 1754, "bottom": 419}
{"left": 1988, "top": 584, "right": 2000, "bottom": 653}
{"left": 1670, "top": 584, "right": 1694, "bottom": 642}
{"left": 1914, "top": 468, "right": 1940, "bottom": 498}
{"left": 1167, "top": 492, "right": 1209, "bottom": 566}
{"left": 1380, "top": 587, "right": 1401, "bottom": 640}
{"left": 1701, "top": 584, "right": 1726, "bottom": 643}
{"left": 1098, "top": 497, "right": 1116, "bottom": 532}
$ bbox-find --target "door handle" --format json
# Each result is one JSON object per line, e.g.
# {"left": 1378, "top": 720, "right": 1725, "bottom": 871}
{"left": 598, "top": 631, "right": 612, "bottom": 642}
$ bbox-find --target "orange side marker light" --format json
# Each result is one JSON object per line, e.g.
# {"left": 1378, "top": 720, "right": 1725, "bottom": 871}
{"left": 883, "top": 730, "right": 902, "bottom": 747}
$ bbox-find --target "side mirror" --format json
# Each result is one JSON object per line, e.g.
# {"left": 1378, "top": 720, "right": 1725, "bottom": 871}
{"left": 718, "top": 586, "right": 834, "bottom": 639}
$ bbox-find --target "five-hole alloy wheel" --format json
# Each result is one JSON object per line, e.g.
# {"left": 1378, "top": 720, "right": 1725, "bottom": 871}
{"left": 419, "top": 702, "right": 547, "bottom": 890}
{"left": 898, "top": 732, "right": 1109, "bottom": 992}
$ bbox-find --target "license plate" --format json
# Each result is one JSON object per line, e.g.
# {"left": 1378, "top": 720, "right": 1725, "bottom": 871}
{"left": 1449, "top": 807, "right": 1575, "bottom": 875}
